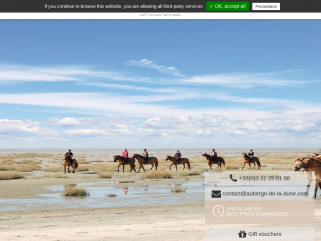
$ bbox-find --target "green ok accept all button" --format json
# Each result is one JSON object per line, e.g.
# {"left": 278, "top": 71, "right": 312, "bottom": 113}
{"left": 206, "top": 1, "right": 249, "bottom": 11}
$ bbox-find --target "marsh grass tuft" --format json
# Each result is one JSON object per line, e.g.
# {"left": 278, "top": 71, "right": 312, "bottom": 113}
{"left": 174, "top": 171, "right": 201, "bottom": 176}
{"left": 0, "top": 172, "right": 24, "bottom": 180}
{"left": 77, "top": 166, "right": 91, "bottom": 172}
{"left": 224, "top": 163, "right": 240, "bottom": 169}
{"left": 78, "top": 161, "right": 89, "bottom": 164}
{"left": 1, "top": 159, "right": 16, "bottom": 165}
{"left": 14, "top": 164, "right": 41, "bottom": 172}
{"left": 0, "top": 165, "right": 15, "bottom": 171}
{"left": 53, "top": 173, "right": 68, "bottom": 178}
{"left": 141, "top": 170, "right": 172, "bottom": 179}
{"left": 99, "top": 172, "right": 112, "bottom": 178}
{"left": 62, "top": 186, "right": 89, "bottom": 197}
{"left": 43, "top": 166, "right": 62, "bottom": 172}
{"left": 106, "top": 193, "right": 117, "bottom": 198}
{"left": 21, "top": 160, "right": 35, "bottom": 164}
{"left": 171, "top": 187, "right": 186, "bottom": 193}
{"left": 93, "top": 164, "right": 116, "bottom": 173}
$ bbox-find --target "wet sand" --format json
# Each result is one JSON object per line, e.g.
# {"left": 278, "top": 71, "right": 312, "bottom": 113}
{"left": 1, "top": 204, "right": 205, "bottom": 241}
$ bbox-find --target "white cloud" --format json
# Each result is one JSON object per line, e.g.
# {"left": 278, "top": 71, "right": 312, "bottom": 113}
{"left": 0, "top": 92, "right": 204, "bottom": 117}
{"left": 44, "top": 117, "right": 96, "bottom": 127}
{"left": 175, "top": 71, "right": 309, "bottom": 88}
{"left": 64, "top": 128, "right": 110, "bottom": 137}
{"left": 125, "top": 59, "right": 185, "bottom": 77}
{"left": 0, "top": 63, "right": 84, "bottom": 82}
{"left": 2, "top": 111, "right": 321, "bottom": 145}
{"left": 80, "top": 82, "right": 176, "bottom": 93}
{"left": 141, "top": 112, "right": 321, "bottom": 141}
{"left": 0, "top": 119, "right": 56, "bottom": 137}
{"left": 0, "top": 62, "right": 313, "bottom": 92}
{"left": 63, "top": 122, "right": 133, "bottom": 137}
{"left": 0, "top": 63, "right": 150, "bottom": 84}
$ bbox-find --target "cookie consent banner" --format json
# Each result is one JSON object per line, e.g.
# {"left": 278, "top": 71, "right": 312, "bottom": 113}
{"left": 205, "top": 171, "right": 315, "bottom": 224}
{"left": 1, "top": 0, "right": 321, "bottom": 12}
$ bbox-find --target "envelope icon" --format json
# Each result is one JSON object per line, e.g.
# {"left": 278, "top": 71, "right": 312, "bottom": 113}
{"left": 212, "top": 190, "right": 221, "bottom": 198}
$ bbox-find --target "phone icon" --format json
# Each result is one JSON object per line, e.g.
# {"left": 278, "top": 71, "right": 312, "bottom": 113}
{"left": 230, "top": 174, "right": 237, "bottom": 182}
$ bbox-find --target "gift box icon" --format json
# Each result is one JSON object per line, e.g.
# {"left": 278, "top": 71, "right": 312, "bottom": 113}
{"left": 238, "top": 230, "right": 247, "bottom": 238}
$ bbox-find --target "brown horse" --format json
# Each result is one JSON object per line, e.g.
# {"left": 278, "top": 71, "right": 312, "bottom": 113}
{"left": 165, "top": 155, "right": 191, "bottom": 171}
{"left": 132, "top": 154, "right": 158, "bottom": 172}
{"left": 63, "top": 154, "right": 78, "bottom": 174}
{"left": 202, "top": 153, "right": 225, "bottom": 170}
{"left": 113, "top": 155, "right": 136, "bottom": 172}
{"left": 313, "top": 153, "right": 321, "bottom": 159}
{"left": 242, "top": 153, "right": 261, "bottom": 170}
{"left": 294, "top": 157, "right": 321, "bottom": 199}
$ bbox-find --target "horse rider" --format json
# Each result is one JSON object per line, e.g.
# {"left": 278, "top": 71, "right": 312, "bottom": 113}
{"left": 175, "top": 150, "right": 181, "bottom": 163}
{"left": 62, "top": 149, "right": 74, "bottom": 165}
{"left": 143, "top": 149, "right": 149, "bottom": 164}
{"left": 248, "top": 149, "right": 254, "bottom": 162}
{"left": 211, "top": 149, "right": 217, "bottom": 163}
{"left": 122, "top": 148, "right": 129, "bottom": 163}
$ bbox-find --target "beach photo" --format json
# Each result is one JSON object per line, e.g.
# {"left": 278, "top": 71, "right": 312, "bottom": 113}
{"left": 0, "top": 20, "right": 320, "bottom": 240}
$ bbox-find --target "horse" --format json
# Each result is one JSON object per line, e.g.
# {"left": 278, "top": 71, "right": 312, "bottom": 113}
{"left": 201, "top": 153, "right": 225, "bottom": 170}
{"left": 165, "top": 155, "right": 191, "bottom": 171}
{"left": 132, "top": 154, "right": 158, "bottom": 172}
{"left": 63, "top": 154, "right": 78, "bottom": 174}
{"left": 113, "top": 155, "right": 136, "bottom": 172}
{"left": 313, "top": 153, "right": 321, "bottom": 159}
{"left": 294, "top": 157, "right": 321, "bottom": 199}
{"left": 242, "top": 153, "right": 261, "bottom": 170}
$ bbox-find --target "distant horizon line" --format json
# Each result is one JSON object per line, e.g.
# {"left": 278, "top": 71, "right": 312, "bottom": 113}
{"left": 0, "top": 147, "right": 319, "bottom": 149}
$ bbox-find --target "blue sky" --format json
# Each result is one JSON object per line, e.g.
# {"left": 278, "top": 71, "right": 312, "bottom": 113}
{"left": 0, "top": 20, "right": 320, "bottom": 148}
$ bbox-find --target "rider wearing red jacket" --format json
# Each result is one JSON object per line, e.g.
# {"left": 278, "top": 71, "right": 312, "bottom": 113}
{"left": 122, "top": 148, "right": 129, "bottom": 163}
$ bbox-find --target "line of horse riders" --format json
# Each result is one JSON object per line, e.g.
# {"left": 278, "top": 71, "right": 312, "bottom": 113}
{"left": 61, "top": 148, "right": 264, "bottom": 173}
{"left": 61, "top": 149, "right": 321, "bottom": 198}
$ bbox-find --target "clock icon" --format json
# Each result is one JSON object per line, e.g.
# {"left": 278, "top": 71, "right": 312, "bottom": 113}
{"left": 213, "top": 205, "right": 224, "bottom": 217}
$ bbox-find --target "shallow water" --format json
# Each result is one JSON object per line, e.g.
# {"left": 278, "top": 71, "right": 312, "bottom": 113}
{"left": 0, "top": 181, "right": 205, "bottom": 212}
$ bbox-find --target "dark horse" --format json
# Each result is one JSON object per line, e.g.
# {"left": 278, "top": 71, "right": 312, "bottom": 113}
{"left": 202, "top": 153, "right": 225, "bottom": 170}
{"left": 63, "top": 154, "right": 78, "bottom": 174}
{"left": 113, "top": 155, "right": 136, "bottom": 172}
